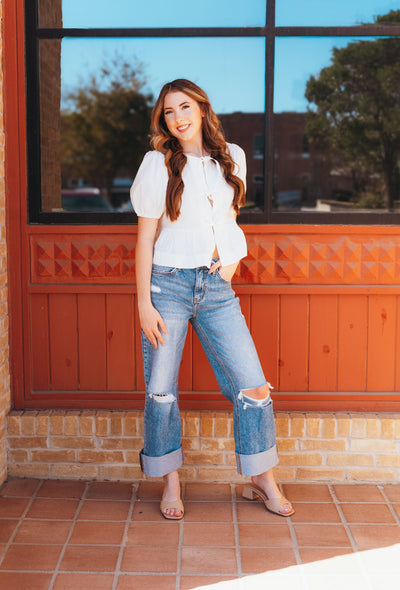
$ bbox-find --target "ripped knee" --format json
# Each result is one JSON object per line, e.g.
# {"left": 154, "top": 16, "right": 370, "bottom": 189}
{"left": 238, "top": 382, "right": 273, "bottom": 410}
{"left": 148, "top": 392, "right": 176, "bottom": 404}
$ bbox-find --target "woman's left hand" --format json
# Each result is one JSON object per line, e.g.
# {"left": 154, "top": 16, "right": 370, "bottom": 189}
{"left": 209, "top": 260, "right": 238, "bottom": 282}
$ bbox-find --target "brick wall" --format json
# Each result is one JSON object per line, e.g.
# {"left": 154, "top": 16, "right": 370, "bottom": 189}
{"left": 0, "top": 0, "right": 11, "bottom": 486}
{"left": 6, "top": 410, "right": 400, "bottom": 483}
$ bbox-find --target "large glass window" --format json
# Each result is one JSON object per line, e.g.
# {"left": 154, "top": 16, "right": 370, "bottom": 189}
{"left": 274, "top": 36, "right": 400, "bottom": 215}
{"left": 27, "top": 0, "right": 400, "bottom": 223}
{"left": 276, "top": 0, "right": 400, "bottom": 27}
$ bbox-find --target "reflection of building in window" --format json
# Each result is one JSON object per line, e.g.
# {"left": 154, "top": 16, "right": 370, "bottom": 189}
{"left": 253, "top": 135, "right": 264, "bottom": 159}
{"left": 273, "top": 111, "right": 373, "bottom": 211}
{"left": 219, "top": 112, "right": 264, "bottom": 210}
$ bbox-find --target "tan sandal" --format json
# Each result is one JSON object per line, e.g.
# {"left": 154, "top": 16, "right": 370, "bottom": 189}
{"left": 160, "top": 499, "right": 184, "bottom": 520}
{"left": 242, "top": 484, "right": 295, "bottom": 517}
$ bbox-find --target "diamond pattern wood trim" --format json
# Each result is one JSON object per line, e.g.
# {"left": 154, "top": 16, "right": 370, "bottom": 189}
{"left": 31, "top": 236, "right": 136, "bottom": 283}
{"left": 238, "top": 234, "right": 400, "bottom": 285}
{"left": 31, "top": 233, "right": 400, "bottom": 284}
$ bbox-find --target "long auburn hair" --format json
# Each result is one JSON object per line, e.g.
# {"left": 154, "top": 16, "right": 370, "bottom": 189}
{"left": 151, "top": 79, "right": 245, "bottom": 221}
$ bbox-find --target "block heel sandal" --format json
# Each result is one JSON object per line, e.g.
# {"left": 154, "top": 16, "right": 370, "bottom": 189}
{"left": 242, "top": 484, "right": 295, "bottom": 517}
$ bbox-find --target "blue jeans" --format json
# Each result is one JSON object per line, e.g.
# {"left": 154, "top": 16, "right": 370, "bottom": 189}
{"left": 140, "top": 263, "right": 279, "bottom": 477}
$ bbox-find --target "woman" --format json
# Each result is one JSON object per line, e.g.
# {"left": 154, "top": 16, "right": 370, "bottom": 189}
{"left": 131, "top": 79, "right": 294, "bottom": 520}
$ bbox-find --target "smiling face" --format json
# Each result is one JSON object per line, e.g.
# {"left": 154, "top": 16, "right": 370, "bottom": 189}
{"left": 163, "top": 90, "right": 204, "bottom": 153}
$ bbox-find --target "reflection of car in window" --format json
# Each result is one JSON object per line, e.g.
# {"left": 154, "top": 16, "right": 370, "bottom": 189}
{"left": 61, "top": 188, "right": 114, "bottom": 212}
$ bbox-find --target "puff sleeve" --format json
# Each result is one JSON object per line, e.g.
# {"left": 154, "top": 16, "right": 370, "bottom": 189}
{"left": 130, "top": 151, "right": 168, "bottom": 218}
{"left": 228, "top": 143, "right": 247, "bottom": 191}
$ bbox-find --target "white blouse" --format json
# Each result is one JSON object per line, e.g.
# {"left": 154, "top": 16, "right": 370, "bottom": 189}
{"left": 130, "top": 142, "right": 248, "bottom": 268}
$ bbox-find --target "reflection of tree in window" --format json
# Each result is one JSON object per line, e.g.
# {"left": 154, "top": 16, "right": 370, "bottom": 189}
{"left": 61, "top": 57, "right": 152, "bottom": 210}
{"left": 305, "top": 10, "right": 400, "bottom": 212}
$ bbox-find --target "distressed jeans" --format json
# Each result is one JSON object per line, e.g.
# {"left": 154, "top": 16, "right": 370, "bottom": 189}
{"left": 140, "top": 263, "right": 279, "bottom": 477}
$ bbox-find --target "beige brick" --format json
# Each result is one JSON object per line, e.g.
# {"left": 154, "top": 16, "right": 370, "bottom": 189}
{"left": 277, "top": 439, "right": 298, "bottom": 451}
{"left": 64, "top": 415, "right": 79, "bottom": 436}
{"left": 110, "top": 413, "right": 125, "bottom": 436}
{"left": 51, "top": 464, "right": 98, "bottom": 479}
{"left": 290, "top": 414, "right": 306, "bottom": 437}
{"left": 381, "top": 419, "right": 395, "bottom": 439}
{"left": 6, "top": 414, "right": 21, "bottom": 436}
{"left": 351, "top": 415, "right": 366, "bottom": 438}
{"left": 98, "top": 465, "right": 142, "bottom": 480}
{"left": 21, "top": 412, "right": 37, "bottom": 435}
{"left": 178, "top": 466, "right": 197, "bottom": 481}
{"left": 301, "top": 440, "right": 346, "bottom": 451}
{"left": 225, "top": 453, "right": 237, "bottom": 467}
{"left": 197, "top": 467, "right": 239, "bottom": 482}
{"left": 273, "top": 467, "right": 296, "bottom": 482}
{"left": 8, "top": 464, "right": 49, "bottom": 478}
{"left": 50, "top": 413, "right": 64, "bottom": 435}
{"left": 8, "top": 436, "right": 48, "bottom": 449}
{"left": 279, "top": 453, "right": 323, "bottom": 466}
{"left": 51, "top": 436, "right": 96, "bottom": 449}
{"left": 124, "top": 416, "right": 138, "bottom": 436}
{"left": 366, "top": 415, "right": 380, "bottom": 439}
{"left": 183, "top": 413, "right": 200, "bottom": 436}
{"left": 350, "top": 439, "right": 396, "bottom": 453}
{"left": 347, "top": 469, "right": 396, "bottom": 482}
{"left": 201, "top": 438, "right": 235, "bottom": 451}
{"left": 200, "top": 415, "right": 214, "bottom": 437}
{"left": 100, "top": 438, "right": 142, "bottom": 450}
{"left": 125, "top": 452, "right": 141, "bottom": 464}
{"left": 185, "top": 452, "right": 224, "bottom": 465}
{"left": 95, "top": 416, "right": 109, "bottom": 437}
{"left": 297, "top": 468, "right": 345, "bottom": 481}
{"left": 78, "top": 450, "right": 124, "bottom": 463}
{"left": 337, "top": 414, "right": 351, "bottom": 437}
{"left": 182, "top": 437, "right": 200, "bottom": 451}
{"left": 31, "top": 450, "right": 76, "bottom": 462}
{"left": 307, "top": 416, "right": 321, "bottom": 438}
{"left": 8, "top": 450, "right": 28, "bottom": 463}
{"left": 275, "top": 414, "right": 290, "bottom": 437}
{"left": 80, "top": 415, "right": 94, "bottom": 435}
{"left": 36, "top": 415, "right": 49, "bottom": 436}
{"left": 327, "top": 453, "right": 374, "bottom": 466}
{"left": 322, "top": 415, "right": 336, "bottom": 438}
{"left": 395, "top": 418, "right": 400, "bottom": 440}
{"left": 377, "top": 455, "right": 400, "bottom": 467}
{"left": 215, "top": 414, "right": 231, "bottom": 437}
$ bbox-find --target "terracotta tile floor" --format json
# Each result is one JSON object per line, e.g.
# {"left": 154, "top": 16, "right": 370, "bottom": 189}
{"left": 0, "top": 479, "right": 399, "bottom": 589}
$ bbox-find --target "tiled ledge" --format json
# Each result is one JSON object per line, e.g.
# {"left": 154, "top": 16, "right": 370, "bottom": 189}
{"left": 6, "top": 410, "right": 400, "bottom": 483}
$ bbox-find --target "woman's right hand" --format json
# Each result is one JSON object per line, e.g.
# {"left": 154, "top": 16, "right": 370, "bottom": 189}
{"left": 139, "top": 302, "right": 168, "bottom": 349}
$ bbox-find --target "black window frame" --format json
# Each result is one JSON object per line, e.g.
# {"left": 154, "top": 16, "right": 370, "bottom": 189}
{"left": 26, "top": 0, "right": 400, "bottom": 225}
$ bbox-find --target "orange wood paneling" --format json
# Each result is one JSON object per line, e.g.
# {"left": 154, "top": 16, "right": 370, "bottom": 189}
{"left": 77, "top": 294, "right": 107, "bottom": 391}
{"left": 396, "top": 298, "right": 400, "bottom": 392}
{"left": 239, "top": 294, "right": 251, "bottom": 324}
{"left": 192, "top": 329, "right": 219, "bottom": 392}
{"left": 337, "top": 295, "right": 368, "bottom": 391}
{"left": 367, "top": 295, "right": 397, "bottom": 391}
{"left": 251, "top": 294, "right": 279, "bottom": 388}
{"left": 48, "top": 294, "right": 78, "bottom": 390}
{"left": 30, "top": 294, "right": 50, "bottom": 391}
{"left": 106, "top": 294, "right": 135, "bottom": 391}
{"left": 309, "top": 295, "right": 338, "bottom": 392}
{"left": 4, "top": 0, "right": 400, "bottom": 411}
{"left": 280, "top": 294, "right": 309, "bottom": 391}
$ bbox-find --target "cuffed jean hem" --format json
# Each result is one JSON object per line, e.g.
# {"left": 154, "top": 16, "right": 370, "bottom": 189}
{"left": 236, "top": 445, "right": 279, "bottom": 476}
{"left": 139, "top": 447, "right": 184, "bottom": 477}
